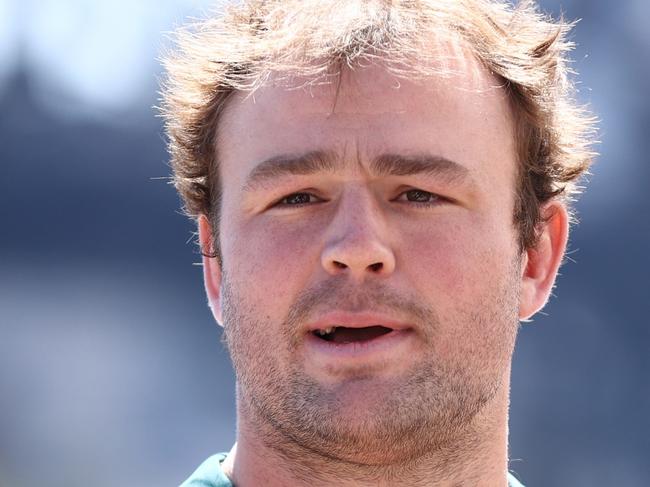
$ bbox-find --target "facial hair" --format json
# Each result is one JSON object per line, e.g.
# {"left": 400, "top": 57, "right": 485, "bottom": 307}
{"left": 221, "top": 263, "right": 520, "bottom": 468}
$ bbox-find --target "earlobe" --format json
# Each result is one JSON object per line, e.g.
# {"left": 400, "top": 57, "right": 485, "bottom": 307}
{"left": 198, "top": 214, "right": 224, "bottom": 326}
{"left": 519, "top": 201, "right": 569, "bottom": 321}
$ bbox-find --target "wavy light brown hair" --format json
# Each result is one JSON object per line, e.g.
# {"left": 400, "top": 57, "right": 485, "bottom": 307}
{"left": 159, "top": 0, "right": 597, "bottom": 260}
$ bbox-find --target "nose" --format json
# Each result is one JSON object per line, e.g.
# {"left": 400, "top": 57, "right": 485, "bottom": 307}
{"left": 320, "top": 192, "right": 396, "bottom": 278}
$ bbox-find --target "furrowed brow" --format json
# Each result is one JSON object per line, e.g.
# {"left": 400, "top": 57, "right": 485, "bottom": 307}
{"left": 243, "top": 150, "right": 338, "bottom": 192}
{"left": 371, "top": 154, "right": 472, "bottom": 186}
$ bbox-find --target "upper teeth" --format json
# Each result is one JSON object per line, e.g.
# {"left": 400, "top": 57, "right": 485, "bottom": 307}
{"left": 317, "top": 327, "right": 335, "bottom": 336}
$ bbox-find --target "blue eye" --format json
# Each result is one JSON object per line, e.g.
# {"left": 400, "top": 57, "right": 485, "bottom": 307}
{"left": 278, "top": 192, "right": 317, "bottom": 206}
{"left": 397, "top": 189, "right": 442, "bottom": 205}
{"left": 406, "top": 190, "right": 435, "bottom": 202}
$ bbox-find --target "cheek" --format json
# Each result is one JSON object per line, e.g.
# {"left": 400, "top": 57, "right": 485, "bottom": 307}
{"left": 398, "top": 214, "right": 520, "bottom": 348}
{"left": 400, "top": 215, "right": 514, "bottom": 295}
{"left": 223, "top": 217, "right": 322, "bottom": 311}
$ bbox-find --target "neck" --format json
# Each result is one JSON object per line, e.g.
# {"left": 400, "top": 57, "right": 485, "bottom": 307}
{"left": 223, "top": 374, "right": 512, "bottom": 487}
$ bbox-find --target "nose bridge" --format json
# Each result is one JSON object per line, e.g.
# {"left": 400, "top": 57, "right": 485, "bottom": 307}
{"left": 341, "top": 187, "right": 384, "bottom": 238}
{"left": 321, "top": 185, "right": 396, "bottom": 277}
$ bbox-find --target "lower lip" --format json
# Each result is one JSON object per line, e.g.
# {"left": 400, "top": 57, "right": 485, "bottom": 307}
{"left": 304, "top": 329, "right": 414, "bottom": 361}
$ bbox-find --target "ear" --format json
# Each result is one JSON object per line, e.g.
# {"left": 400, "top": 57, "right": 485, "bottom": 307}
{"left": 519, "top": 200, "right": 570, "bottom": 321}
{"left": 198, "top": 214, "right": 224, "bottom": 327}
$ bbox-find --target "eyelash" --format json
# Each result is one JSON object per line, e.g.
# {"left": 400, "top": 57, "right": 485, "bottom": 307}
{"left": 277, "top": 192, "right": 321, "bottom": 206}
{"left": 274, "top": 189, "right": 444, "bottom": 208}
{"left": 395, "top": 189, "right": 443, "bottom": 207}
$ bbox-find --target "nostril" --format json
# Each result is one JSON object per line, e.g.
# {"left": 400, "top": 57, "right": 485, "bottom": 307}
{"left": 369, "top": 262, "right": 383, "bottom": 272}
{"left": 333, "top": 261, "right": 347, "bottom": 269}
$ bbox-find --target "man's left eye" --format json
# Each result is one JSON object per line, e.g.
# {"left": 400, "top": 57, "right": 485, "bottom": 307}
{"left": 396, "top": 189, "right": 441, "bottom": 204}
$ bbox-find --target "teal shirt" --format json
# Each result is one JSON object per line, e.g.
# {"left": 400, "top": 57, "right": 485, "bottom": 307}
{"left": 181, "top": 453, "right": 526, "bottom": 486}
{"left": 180, "top": 454, "right": 232, "bottom": 487}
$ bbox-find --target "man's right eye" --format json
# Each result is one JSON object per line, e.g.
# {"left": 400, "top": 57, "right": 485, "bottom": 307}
{"left": 277, "top": 192, "right": 318, "bottom": 206}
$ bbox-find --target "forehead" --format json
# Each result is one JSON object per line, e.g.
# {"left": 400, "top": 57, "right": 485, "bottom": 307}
{"left": 216, "top": 51, "right": 515, "bottom": 187}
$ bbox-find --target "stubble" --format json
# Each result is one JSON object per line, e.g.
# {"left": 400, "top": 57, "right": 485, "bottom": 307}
{"left": 221, "top": 256, "right": 521, "bottom": 475}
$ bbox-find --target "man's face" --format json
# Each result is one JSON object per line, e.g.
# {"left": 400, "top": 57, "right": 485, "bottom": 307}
{"left": 210, "top": 57, "right": 523, "bottom": 463}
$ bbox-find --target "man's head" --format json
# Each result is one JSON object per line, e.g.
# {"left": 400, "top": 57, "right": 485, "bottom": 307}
{"left": 161, "top": 0, "right": 595, "bottom": 260}
{"left": 160, "top": 0, "right": 596, "bottom": 473}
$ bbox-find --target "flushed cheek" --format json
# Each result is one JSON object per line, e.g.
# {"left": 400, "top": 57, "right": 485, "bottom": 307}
{"left": 398, "top": 216, "right": 508, "bottom": 296}
{"left": 398, "top": 216, "right": 519, "bottom": 352}
{"left": 224, "top": 217, "right": 322, "bottom": 307}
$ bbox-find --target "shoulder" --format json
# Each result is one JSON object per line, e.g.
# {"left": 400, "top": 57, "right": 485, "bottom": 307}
{"left": 180, "top": 453, "right": 233, "bottom": 487}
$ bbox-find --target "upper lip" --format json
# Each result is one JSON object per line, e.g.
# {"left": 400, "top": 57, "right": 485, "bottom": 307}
{"left": 306, "top": 311, "right": 412, "bottom": 333}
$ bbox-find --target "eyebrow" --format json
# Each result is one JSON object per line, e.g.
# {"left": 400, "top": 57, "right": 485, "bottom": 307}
{"left": 243, "top": 150, "right": 472, "bottom": 192}
{"left": 371, "top": 153, "right": 470, "bottom": 184}
{"left": 243, "top": 151, "right": 337, "bottom": 192}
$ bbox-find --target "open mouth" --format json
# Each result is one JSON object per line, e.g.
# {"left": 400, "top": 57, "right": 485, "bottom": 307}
{"left": 312, "top": 325, "right": 393, "bottom": 344}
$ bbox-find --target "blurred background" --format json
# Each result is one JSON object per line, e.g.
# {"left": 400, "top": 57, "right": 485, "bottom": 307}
{"left": 0, "top": 0, "right": 648, "bottom": 485}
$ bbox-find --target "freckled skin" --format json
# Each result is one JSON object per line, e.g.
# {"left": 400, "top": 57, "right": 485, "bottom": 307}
{"left": 201, "top": 58, "right": 568, "bottom": 486}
